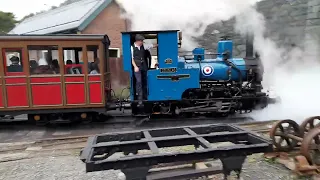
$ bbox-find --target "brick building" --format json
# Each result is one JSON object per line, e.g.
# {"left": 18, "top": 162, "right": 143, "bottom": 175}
{"left": 9, "top": 0, "right": 129, "bottom": 57}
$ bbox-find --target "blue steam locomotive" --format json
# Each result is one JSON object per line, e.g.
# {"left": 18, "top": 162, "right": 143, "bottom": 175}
{"left": 120, "top": 30, "right": 267, "bottom": 117}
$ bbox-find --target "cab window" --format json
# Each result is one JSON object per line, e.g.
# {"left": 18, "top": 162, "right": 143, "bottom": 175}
{"left": 2, "top": 49, "right": 24, "bottom": 75}
{"left": 63, "top": 47, "right": 83, "bottom": 74}
{"left": 27, "top": 45, "right": 59, "bottom": 75}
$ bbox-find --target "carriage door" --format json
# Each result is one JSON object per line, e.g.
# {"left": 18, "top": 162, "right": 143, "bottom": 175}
{"left": 63, "top": 47, "right": 86, "bottom": 105}
{"left": 87, "top": 45, "right": 103, "bottom": 104}
{"left": 2, "top": 48, "right": 28, "bottom": 108}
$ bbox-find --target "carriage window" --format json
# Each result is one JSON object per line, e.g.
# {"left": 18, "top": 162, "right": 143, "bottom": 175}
{"left": 27, "top": 46, "right": 59, "bottom": 75}
{"left": 63, "top": 47, "right": 83, "bottom": 74}
{"left": 87, "top": 45, "right": 100, "bottom": 75}
{"left": 3, "top": 49, "right": 23, "bottom": 75}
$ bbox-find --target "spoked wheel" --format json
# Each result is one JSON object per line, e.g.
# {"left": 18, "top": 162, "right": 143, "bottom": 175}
{"left": 269, "top": 119, "right": 302, "bottom": 151}
{"left": 300, "top": 128, "right": 320, "bottom": 165}
{"left": 300, "top": 116, "right": 320, "bottom": 135}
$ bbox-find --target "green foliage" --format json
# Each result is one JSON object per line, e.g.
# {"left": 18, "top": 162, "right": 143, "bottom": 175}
{"left": 59, "top": 0, "right": 81, "bottom": 6}
{"left": 20, "top": 13, "right": 35, "bottom": 21}
{"left": 0, "top": 11, "right": 17, "bottom": 34}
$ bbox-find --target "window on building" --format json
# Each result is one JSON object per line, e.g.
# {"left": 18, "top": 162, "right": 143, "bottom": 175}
{"left": 87, "top": 45, "right": 101, "bottom": 75}
{"left": 27, "top": 46, "right": 59, "bottom": 75}
{"left": 109, "top": 48, "right": 120, "bottom": 58}
{"left": 63, "top": 47, "right": 83, "bottom": 74}
{"left": 3, "top": 49, "right": 23, "bottom": 75}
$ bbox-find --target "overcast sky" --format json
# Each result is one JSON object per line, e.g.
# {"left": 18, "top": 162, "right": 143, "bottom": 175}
{"left": 0, "top": 0, "right": 65, "bottom": 20}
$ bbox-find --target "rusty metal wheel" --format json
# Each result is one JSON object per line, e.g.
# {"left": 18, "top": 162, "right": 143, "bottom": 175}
{"left": 300, "top": 116, "right": 320, "bottom": 135}
{"left": 300, "top": 128, "right": 320, "bottom": 165}
{"left": 269, "top": 119, "right": 302, "bottom": 151}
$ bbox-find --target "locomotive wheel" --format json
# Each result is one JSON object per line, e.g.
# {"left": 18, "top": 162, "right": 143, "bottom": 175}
{"left": 300, "top": 127, "right": 320, "bottom": 165}
{"left": 300, "top": 116, "right": 320, "bottom": 135}
{"left": 269, "top": 119, "right": 302, "bottom": 151}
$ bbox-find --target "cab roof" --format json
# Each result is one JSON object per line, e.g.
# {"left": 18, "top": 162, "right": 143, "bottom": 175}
{"left": 0, "top": 34, "right": 109, "bottom": 41}
{"left": 121, "top": 30, "right": 179, "bottom": 34}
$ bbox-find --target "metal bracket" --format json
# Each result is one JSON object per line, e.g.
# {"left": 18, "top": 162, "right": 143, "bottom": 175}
{"left": 122, "top": 167, "right": 150, "bottom": 180}
{"left": 220, "top": 156, "right": 247, "bottom": 179}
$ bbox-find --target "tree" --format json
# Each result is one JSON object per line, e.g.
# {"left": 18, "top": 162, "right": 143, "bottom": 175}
{"left": 0, "top": 11, "right": 18, "bottom": 34}
{"left": 20, "top": 13, "right": 35, "bottom": 21}
{"left": 59, "top": 0, "right": 81, "bottom": 6}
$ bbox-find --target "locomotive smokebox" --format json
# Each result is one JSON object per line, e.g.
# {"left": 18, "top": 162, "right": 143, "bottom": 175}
{"left": 245, "top": 34, "right": 254, "bottom": 58}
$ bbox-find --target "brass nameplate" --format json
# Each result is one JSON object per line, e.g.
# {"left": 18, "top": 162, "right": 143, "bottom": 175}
{"left": 160, "top": 68, "right": 177, "bottom": 73}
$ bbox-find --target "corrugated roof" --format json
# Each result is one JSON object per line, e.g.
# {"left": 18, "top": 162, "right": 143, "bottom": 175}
{"left": 9, "top": 0, "right": 112, "bottom": 35}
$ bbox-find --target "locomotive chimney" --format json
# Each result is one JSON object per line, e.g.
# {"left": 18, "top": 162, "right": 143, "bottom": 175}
{"left": 245, "top": 34, "right": 254, "bottom": 58}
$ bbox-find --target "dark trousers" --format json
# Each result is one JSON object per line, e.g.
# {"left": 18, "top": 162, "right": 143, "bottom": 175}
{"left": 134, "top": 68, "right": 147, "bottom": 101}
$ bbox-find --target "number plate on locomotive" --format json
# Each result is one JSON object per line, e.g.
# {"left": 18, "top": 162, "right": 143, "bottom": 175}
{"left": 160, "top": 68, "right": 177, "bottom": 73}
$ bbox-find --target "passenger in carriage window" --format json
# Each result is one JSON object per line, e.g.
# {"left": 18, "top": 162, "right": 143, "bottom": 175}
{"left": 65, "top": 59, "right": 82, "bottom": 74}
{"left": 66, "top": 60, "right": 74, "bottom": 74}
{"left": 51, "top": 59, "right": 60, "bottom": 74}
{"left": 7, "top": 56, "right": 23, "bottom": 72}
{"left": 88, "top": 61, "right": 93, "bottom": 72}
{"left": 29, "top": 60, "right": 38, "bottom": 74}
{"left": 90, "top": 59, "right": 100, "bottom": 74}
{"left": 88, "top": 57, "right": 98, "bottom": 72}
{"left": 33, "top": 58, "right": 54, "bottom": 74}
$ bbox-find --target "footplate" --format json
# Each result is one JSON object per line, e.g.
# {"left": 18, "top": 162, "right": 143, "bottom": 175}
{"left": 80, "top": 123, "right": 272, "bottom": 180}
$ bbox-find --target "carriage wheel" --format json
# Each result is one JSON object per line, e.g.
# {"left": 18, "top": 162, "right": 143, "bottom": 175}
{"left": 299, "top": 116, "right": 320, "bottom": 135}
{"left": 300, "top": 128, "right": 320, "bottom": 165}
{"left": 269, "top": 119, "right": 302, "bottom": 151}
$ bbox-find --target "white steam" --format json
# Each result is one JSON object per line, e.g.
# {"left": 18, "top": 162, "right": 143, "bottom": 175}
{"left": 235, "top": 6, "right": 320, "bottom": 123}
{"left": 116, "top": 0, "right": 262, "bottom": 50}
{"left": 117, "top": 0, "right": 320, "bottom": 123}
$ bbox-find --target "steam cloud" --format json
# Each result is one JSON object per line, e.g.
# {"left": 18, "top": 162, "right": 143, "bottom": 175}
{"left": 116, "top": 0, "right": 262, "bottom": 50}
{"left": 235, "top": 6, "right": 320, "bottom": 123}
{"left": 117, "top": 0, "right": 320, "bottom": 123}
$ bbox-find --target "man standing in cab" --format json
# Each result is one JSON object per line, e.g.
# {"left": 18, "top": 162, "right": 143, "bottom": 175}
{"left": 131, "top": 34, "right": 157, "bottom": 106}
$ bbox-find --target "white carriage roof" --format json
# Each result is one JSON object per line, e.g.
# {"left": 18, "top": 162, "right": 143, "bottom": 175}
{"left": 9, "top": 0, "right": 113, "bottom": 35}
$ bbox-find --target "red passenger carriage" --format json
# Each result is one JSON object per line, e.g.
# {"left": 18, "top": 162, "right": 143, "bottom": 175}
{"left": 0, "top": 34, "right": 111, "bottom": 124}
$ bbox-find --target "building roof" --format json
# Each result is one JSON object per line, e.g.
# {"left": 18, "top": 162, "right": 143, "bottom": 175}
{"left": 9, "top": 0, "right": 113, "bottom": 35}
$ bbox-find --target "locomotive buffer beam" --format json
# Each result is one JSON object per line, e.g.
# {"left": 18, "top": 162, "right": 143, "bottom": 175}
{"left": 80, "top": 123, "right": 272, "bottom": 180}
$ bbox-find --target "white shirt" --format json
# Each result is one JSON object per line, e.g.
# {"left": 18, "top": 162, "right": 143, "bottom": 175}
{"left": 38, "top": 58, "right": 48, "bottom": 66}
{"left": 131, "top": 43, "right": 154, "bottom": 59}
{"left": 90, "top": 70, "right": 99, "bottom": 74}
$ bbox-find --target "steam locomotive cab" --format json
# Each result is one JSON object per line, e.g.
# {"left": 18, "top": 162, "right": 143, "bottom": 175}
{"left": 121, "top": 30, "right": 200, "bottom": 115}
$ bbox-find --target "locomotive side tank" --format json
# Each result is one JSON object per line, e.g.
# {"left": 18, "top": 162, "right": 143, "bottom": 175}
{"left": 185, "top": 58, "right": 247, "bottom": 81}
{"left": 179, "top": 38, "right": 253, "bottom": 82}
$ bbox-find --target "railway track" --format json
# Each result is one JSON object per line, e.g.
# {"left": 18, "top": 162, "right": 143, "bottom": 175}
{"left": 0, "top": 119, "right": 277, "bottom": 155}
{"left": 0, "top": 116, "right": 255, "bottom": 134}
{"left": 37, "top": 119, "right": 277, "bottom": 141}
